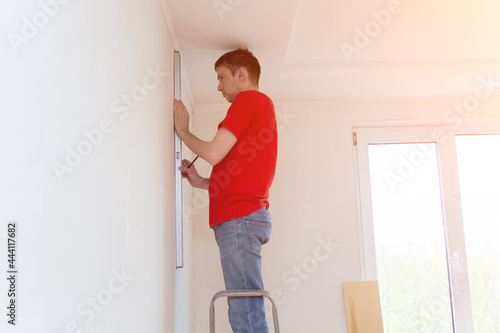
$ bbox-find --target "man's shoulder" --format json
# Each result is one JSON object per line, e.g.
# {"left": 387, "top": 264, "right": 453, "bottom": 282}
{"left": 235, "top": 90, "right": 272, "bottom": 103}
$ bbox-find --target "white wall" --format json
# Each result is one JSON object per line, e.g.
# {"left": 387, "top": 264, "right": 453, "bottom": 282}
{"left": 0, "top": 0, "right": 191, "bottom": 332}
{"left": 191, "top": 98, "right": 500, "bottom": 332}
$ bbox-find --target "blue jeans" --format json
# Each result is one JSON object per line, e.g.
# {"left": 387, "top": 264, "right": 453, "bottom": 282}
{"left": 212, "top": 206, "right": 272, "bottom": 333}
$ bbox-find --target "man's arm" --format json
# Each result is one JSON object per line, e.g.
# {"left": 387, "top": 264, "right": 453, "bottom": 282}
{"left": 174, "top": 99, "right": 237, "bottom": 166}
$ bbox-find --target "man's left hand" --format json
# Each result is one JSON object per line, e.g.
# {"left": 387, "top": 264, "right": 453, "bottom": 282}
{"left": 173, "top": 99, "right": 190, "bottom": 137}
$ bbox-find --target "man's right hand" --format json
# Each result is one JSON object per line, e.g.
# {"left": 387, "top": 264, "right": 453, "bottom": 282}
{"left": 179, "top": 159, "right": 209, "bottom": 190}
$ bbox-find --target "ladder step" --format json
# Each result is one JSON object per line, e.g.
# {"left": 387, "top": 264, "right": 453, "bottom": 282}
{"left": 209, "top": 289, "right": 280, "bottom": 333}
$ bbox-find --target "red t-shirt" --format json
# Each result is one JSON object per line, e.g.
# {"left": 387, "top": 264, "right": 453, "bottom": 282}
{"left": 209, "top": 90, "right": 278, "bottom": 227}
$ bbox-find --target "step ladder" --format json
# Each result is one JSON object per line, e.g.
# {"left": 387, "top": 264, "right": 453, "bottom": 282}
{"left": 209, "top": 290, "right": 280, "bottom": 333}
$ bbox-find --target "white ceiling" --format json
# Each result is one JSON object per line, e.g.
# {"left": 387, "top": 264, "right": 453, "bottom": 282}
{"left": 165, "top": 0, "right": 500, "bottom": 105}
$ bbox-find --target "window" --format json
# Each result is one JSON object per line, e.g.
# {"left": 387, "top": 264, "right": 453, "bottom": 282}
{"left": 455, "top": 135, "right": 500, "bottom": 331}
{"left": 355, "top": 124, "right": 500, "bottom": 332}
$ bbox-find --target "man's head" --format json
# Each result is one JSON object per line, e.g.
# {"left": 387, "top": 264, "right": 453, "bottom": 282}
{"left": 214, "top": 48, "right": 261, "bottom": 103}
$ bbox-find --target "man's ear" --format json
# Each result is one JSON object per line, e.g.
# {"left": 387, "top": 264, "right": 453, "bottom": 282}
{"left": 237, "top": 67, "right": 248, "bottom": 83}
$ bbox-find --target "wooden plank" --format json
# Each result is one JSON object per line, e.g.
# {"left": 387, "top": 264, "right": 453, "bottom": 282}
{"left": 342, "top": 281, "right": 384, "bottom": 333}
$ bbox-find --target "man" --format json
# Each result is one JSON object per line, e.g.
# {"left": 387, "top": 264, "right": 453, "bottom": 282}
{"left": 173, "top": 48, "right": 277, "bottom": 333}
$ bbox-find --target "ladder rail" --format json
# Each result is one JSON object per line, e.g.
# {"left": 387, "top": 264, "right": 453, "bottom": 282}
{"left": 209, "top": 289, "right": 280, "bottom": 333}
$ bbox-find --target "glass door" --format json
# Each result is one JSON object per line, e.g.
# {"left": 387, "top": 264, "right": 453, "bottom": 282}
{"left": 354, "top": 127, "right": 487, "bottom": 333}
{"left": 367, "top": 142, "right": 453, "bottom": 332}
